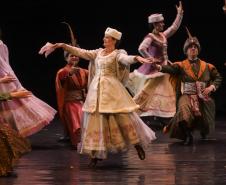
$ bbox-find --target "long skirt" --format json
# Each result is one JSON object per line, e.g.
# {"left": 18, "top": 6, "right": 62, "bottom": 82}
{"left": 0, "top": 96, "right": 57, "bottom": 137}
{"left": 133, "top": 74, "right": 176, "bottom": 117}
{"left": 79, "top": 111, "right": 156, "bottom": 159}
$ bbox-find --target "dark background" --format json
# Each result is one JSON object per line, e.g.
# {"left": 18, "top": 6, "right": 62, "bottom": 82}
{"left": 0, "top": 0, "right": 225, "bottom": 117}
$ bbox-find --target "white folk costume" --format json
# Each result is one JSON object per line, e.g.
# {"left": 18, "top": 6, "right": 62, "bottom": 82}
{"left": 50, "top": 28, "right": 156, "bottom": 159}
{"left": 127, "top": 10, "right": 183, "bottom": 118}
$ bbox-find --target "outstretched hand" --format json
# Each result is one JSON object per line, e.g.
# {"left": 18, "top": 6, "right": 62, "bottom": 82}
{"left": 0, "top": 75, "right": 16, "bottom": 83}
{"left": 135, "top": 56, "right": 160, "bottom": 64}
{"left": 135, "top": 56, "right": 163, "bottom": 71}
{"left": 39, "top": 42, "right": 64, "bottom": 58}
{"left": 10, "top": 90, "right": 33, "bottom": 99}
{"left": 148, "top": 57, "right": 161, "bottom": 64}
{"left": 176, "top": 1, "right": 183, "bottom": 14}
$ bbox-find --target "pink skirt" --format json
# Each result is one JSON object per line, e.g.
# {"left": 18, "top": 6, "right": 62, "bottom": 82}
{"left": 0, "top": 95, "right": 56, "bottom": 137}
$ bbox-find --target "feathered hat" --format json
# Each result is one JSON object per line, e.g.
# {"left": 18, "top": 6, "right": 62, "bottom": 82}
{"left": 183, "top": 27, "right": 201, "bottom": 54}
{"left": 61, "top": 22, "right": 79, "bottom": 58}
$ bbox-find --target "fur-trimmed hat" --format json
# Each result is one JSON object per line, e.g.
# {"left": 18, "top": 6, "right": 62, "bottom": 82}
{"left": 183, "top": 27, "right": 201, "bottom": 54}
{"left": 105, "top": 27, "right": 122, "bottom": 40}
{"left": 148, "top": 14, "right": 164, "bottom": 23}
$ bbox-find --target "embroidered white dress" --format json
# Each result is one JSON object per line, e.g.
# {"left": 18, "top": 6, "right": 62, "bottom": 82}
{"left": 65, "top": 46, "right": 156, "bottom": 159}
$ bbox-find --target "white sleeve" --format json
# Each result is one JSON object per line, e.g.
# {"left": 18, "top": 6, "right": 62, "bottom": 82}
{"left": 117, "top": 52, "right": 137, "bottom": 65}
{"left": 64, "top": 45, "right": 101, "bottom": 61}
{"left": 163, "top": 11, "right": 183, "bottom": 38}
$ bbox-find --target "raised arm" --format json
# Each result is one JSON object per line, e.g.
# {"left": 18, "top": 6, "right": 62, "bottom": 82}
{"left": 163, "top": 1, "right": 183, "bottom": 38}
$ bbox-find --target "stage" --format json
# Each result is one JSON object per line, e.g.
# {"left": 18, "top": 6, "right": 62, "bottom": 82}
{"left": 1, "top": 118, "right": 226, "bottom": 185}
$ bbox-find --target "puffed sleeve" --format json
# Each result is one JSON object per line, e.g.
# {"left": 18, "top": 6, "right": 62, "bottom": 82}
{"left": 116, "top": 50, "right": 137, "bottom": 65}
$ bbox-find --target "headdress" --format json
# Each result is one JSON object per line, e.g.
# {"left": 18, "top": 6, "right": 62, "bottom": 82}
{"left": 183, "top": 27, "right": 201, "bottom": 54}
{"left": 105, "top": 27, "right": 122, "bottom": 40}
{"left": 61, "top": 22, "right": 80, "bottom": 58}
{"left": 148, "top": 14, "right": 164, "bottom": 23}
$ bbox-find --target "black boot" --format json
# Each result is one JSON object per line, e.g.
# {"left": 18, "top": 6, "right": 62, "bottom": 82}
{"left": 88, "top": 158, "right": 102, "bottom": 167}
{"left": 183, "top": 130, "right": 193, "bottom": 146}
{"left": 135, "top": 144, "right": 145, "bottom": 160}
{"left": 179, "top": 122, "right": 193, "bottom": 146}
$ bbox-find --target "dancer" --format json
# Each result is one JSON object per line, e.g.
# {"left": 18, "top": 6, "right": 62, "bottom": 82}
{"left": 0, "top": 89, "right": 32, "bottom": 177}
{"left": 39, "top": 27, "right": 156, "bottom": 166}
{"left": 127, "top": 1, "right": 183, "bottom": 125}
{"left": 56, "top": 42, "right": 88, "bottom": 149}
{"left": 56, "top": 23, "right": 88, "bottom": 149}
{"left": 56, "top": 52, "right": 88, "bottom": 149}
{"left": 0, "top": 28, "right": 57, "bottom": 137}
{"left": 154, "top": 28, "right": 222, "bottom": 145}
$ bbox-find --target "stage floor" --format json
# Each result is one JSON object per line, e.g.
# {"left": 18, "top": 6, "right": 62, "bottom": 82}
{"left": 1, "top": 117, "right": 226, "bottom": 185}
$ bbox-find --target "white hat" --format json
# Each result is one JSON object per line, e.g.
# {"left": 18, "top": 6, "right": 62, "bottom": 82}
{"left": 148, "top": 14, "right": 164, "bottom": 23}
{"left": 105, "top": 27, "right": 122, "bottom": 40}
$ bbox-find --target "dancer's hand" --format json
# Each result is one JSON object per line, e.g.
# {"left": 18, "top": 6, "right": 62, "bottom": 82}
{"left": 147, "top": 57, "right": 161, "bottom": 64}
{"left": 176, "top": 1, "right": 183, "bottom": 14}
{"left": 69, "top": 67, "right": 80, "bottom": 76}
{"left": 202, "top": 85, "right": 215, "bottom": 96}
{"left": 153, "top": 64, "right": 162, "bottom": 71}
{"left": 135, "top": 56, "right": 152, "bottom": 64}
{"left": 10, "top": 90, "right": 32, "bottom": 99}
{"left": 0, "top": 75, "right": 16, "bottom": 83}
{"left": 39, "top": 42, "right": 65, "bottom": 58}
